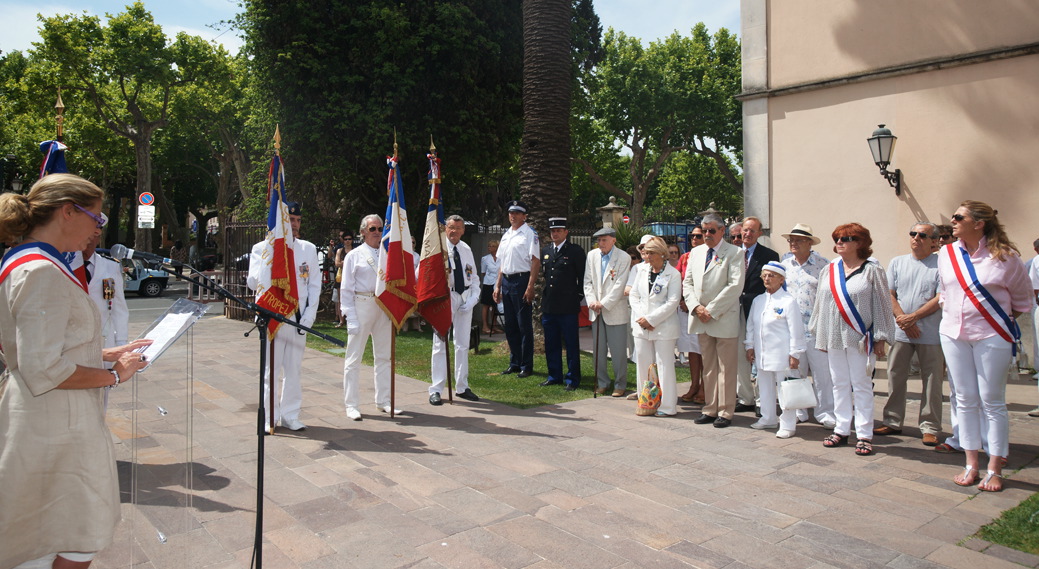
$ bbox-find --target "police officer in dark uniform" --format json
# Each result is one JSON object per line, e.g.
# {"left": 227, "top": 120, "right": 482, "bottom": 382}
{"left": 539, "top": 217, "right": 586, "bottom": 391}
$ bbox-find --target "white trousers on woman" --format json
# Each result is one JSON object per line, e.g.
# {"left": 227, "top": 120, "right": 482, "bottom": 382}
{"left": 634, "top": 337, "right": 678, "bottom": 415}
{"left": 757, "top": 370, "right": 798, "bottom": 431}
{"left": 940, "top": 334, "right": 1011, "bottom": 457}
{"left": 827, "top": 347, "right": 873, "bottom": 439}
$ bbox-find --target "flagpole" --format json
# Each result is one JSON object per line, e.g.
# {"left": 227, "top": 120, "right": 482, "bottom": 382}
{"left": 389, "top": 131, "right": 399, "bottom": 419}
{"left": 55, "top": 89, "right": 65, "bottom": 142}
{"left": 430, "top": 137, "right": 456, "bottom": 404}
{"left": 268, "top": 126, "right": 282, "bottom": 434}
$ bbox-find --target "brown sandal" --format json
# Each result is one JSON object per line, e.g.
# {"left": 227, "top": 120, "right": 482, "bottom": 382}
{"left": 855, "top": 439, "right": 873, "bottom": 456}
{"left": 822, "top": 433, "right": 848, "bottom": 448}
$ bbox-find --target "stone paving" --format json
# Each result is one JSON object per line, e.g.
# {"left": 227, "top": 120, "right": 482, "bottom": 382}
{"left": 95, "top": 316, "right": 1039, "bottom": 569}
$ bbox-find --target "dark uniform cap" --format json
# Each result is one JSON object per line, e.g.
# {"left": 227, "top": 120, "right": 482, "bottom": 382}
{"left": 548, "top": 217, "right": 567, "bottom": 229}
{"left": 285, "top": 201, "right": 302, "bottom": 216}
{"left": 592, "top": 227, "right": 616, "bottom": 238}
{"left": 506, "top": 200, "right": 528, "bottom": 214}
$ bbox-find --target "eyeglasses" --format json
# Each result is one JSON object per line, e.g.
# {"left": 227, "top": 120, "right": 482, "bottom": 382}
{"left": 940, "top": 234, "right": 953, "bottom": 240}
{"left": 951, "top": 214, "right": 969, "bottom": 222}
{"left": 73, "top": 204, "right": 107, "bottom": 229}
{"left": 908, "top": 231, "right": 932, "bottom": 239}
{"left": 833, "top": 235, "right": 858, "bottom": 243}
{"left": 367, "top": 226, "right": 383, "bottom": 233}
{"left": 786, "top": 238, "right": 809, "bottom": 244}
{"left": 730, "top": 235, "right": 743, "bottom": 240}
{"left": 702, "top": 228, "right": 718, "bottom": 234}
{"left": 689, "top": 234, "right": 704, "bottom": 240}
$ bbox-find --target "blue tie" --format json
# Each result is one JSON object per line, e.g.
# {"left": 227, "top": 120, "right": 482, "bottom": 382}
{"left": 705, "top": 248, "right": 715, "bottom": 269}
{"left": 453, "top": 246, "right": 464, "bottom": 293}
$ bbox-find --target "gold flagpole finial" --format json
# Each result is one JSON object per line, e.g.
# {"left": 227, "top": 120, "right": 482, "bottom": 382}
{"left": 55, "top": 88, "right": 66, "bottom": 142}
{"left": 429, "top": 135, "right": 436, "bottom": 154}
{"left": 393, "top": 128, "right": 399, "bottom": 160}
{"left": 273, "top": 124, "right": 282, "bottom": 155}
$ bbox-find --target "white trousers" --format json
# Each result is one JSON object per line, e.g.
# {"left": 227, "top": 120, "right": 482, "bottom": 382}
{"left": 634, "top": 337, "right": 678, "bottom": 415}
{"left": 940, "top": 334, "right": 1011, "bottom": 457}
{"left": 827, "top": 347, "right": 874, "bottom": 439}
{"left": 801, "top": 342, "right": 836, "bottom": 424}
{"left": 758, "top": 370, "right": 798, "bottom": 430}
{"left": 264, "top": 328, "right": 307, "bottom": 426}
{"left": 430, "top": 304, "right": 473, "bottom": 395}
{"left": 343, "top": 296, "right": 393, "bottom": 410}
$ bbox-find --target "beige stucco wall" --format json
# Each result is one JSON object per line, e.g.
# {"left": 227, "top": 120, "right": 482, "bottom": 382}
{"left": 768, "top": 0, "right": 1039, "bottom": 87}
{"left": 768, "top": 53, "right": 1039, "bottom": 265}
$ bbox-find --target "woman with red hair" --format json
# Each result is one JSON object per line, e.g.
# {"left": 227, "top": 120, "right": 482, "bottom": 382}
{"left": 809, "top": 223, "right": 895, "bottom": 456}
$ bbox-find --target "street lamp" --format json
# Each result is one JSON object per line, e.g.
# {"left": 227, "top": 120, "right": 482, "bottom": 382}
{"left": 11, "top": 177, "right": 23, "bottom": 193}
{"left": 867, "top": 124, "right": 901, "bottom": 196}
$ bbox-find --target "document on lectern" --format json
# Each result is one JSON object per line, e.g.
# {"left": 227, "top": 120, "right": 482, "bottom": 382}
{"left": 133, "top": 298, "right": 210, "bottom": 371}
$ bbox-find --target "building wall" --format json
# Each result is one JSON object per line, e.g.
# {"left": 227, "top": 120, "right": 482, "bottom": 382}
{"left": 768, "top": 0, "right": 1039, "bottom": 88}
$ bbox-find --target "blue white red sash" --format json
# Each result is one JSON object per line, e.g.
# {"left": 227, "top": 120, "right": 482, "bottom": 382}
{"left": 945, "top": 243, "right": 1019, "bottom": 350}
{"left": 0, "top": 242, "right": 87, "bottom": 292}
{"left": 829, "top": 259, "right": 873, "bottom": 352}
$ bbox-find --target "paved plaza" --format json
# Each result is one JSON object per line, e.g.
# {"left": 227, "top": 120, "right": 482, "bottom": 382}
{"left": 95, "top": 316, "right": 1039, "bottom": 569}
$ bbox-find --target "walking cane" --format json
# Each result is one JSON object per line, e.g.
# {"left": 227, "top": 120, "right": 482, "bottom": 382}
{"left": 592, "top": 316, "right": 600, "bottom": 398}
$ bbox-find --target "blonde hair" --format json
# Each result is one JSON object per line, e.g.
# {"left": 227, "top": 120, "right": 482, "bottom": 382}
{"left": 959, "top": 200, "right": 1019, "bottom": 261}
{"left": 0, "top": 174, "right": 104, "bottom": 244}
{"left": 642, "top": 236, "right": 669, "bottom": 257}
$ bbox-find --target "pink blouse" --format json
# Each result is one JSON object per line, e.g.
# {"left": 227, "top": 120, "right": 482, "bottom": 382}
{"left": 937, "top": 237, "right": 1035, "bottom": 341}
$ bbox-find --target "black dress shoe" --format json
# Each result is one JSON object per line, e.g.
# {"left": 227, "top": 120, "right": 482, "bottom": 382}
{"left": 713, "top": 417, "right": 732, "bottom": 428}
{"left": 539, "top": 379, "right": 563, "bottom": 387}
{"left": 693, "top": 414, "right": 717, "bottom": 424}
{"left": 429, "top": 392, "right": 443, "bottom": 406}
{"left": 564, "top": 384, "right": 577, "bottom": 392}
{"left": 502, "top": 366, "right": 521, "bottom": 375}
{"left": 456, "top": 389, "right": 479, "bottom": 402}
{"left": 518, "top": 370, "right": 533, "bottom": 378}
{"left": 755, "top": 406, "right": 762, "bottom": 418}
{"left": 733, "top": 403, "right": 756, "bottom": 413}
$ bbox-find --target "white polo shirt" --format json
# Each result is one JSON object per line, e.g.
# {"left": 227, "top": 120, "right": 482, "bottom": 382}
{"left": 498, "top": 223, "right": 539, "bottom": 275}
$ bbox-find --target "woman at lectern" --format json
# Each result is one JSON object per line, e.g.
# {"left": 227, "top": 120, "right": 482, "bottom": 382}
{"left": 0, "top": 173, "right": 151, "bottom": 569}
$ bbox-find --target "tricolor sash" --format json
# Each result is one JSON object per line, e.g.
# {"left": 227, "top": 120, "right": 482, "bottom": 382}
{"left": 945, "top": 243, "right": 1019, "bottom": 351}
{"left": 829, "top": 259, "right": 873, "bottom": 352}
{"left": 0, "top": 242, "right": 87, "bottom": 292}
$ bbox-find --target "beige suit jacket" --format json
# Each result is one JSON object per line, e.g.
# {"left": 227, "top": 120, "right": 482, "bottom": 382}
{"left": 683, "top": 240, "right": 745, "bottom": 338}
{"left": 584, "top": 247, "right": 631, "bottom": 326}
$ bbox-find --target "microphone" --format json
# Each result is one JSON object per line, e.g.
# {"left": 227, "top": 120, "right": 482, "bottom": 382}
{"left": 108, "top": 244, "right": 184, "bottom": 268}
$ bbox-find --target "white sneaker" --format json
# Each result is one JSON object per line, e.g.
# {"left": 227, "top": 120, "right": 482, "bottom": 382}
{"left": 750, "top": 421, "right": 778, "bottom": 430}
{"left": 380, "top": 405, "right": 402, "bottom": 415}
{"left": 346, "top": 407, "right": 362, "bottom": 421}
{"left": 776, "top": 429, "right": 795, "bottom": 439}
{"left": 1028, "top": 407, "right": 1039, "bottom": 417}
{"left": 281, "top": 417, "right": 306, "bottom": 431}
{"left": 821, "top": 419, "right": 837, "bottom": 429}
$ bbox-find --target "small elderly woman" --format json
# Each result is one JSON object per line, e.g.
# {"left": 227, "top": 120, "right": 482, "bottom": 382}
{"left": 629, "top": 236, "right": 682, "bottom": 416}
{"left": 745, "top": 262, "right": 806, "bottom": 438}
{"left": 809, "top": 223, "right": 895, "bottom": 456}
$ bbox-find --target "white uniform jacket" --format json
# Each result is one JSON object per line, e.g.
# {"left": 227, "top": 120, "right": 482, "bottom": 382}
{"left": 85, "top": 252, "right": 129, "bottom": 348}
{"left": 744, "top": 288, "right": 806, "bottom": 372}
{"left": 683, "top": 241, "right": 745, "bottom": 338}
{"left": 628, "top": 263, "right": 682, "bottom": 341}
{"left": 449, "top": 240, "right": 480, "bottom": 312}
{"left": 247, "top": 238, "right": 322, "bottom": 330}
{"left": 584, "top": 247, "right": 631, "bottom": 326}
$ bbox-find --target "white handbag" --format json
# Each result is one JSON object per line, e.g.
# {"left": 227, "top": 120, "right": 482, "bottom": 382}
{"left": 778, "top": 376, "right": 818, "bottom": 410}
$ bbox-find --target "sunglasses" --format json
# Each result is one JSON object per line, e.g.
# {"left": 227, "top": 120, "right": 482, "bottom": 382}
{"left": 908, "top": 231, "right": 932, "bottom": 239}
{"left": 833, "top": 235, "right": 858, "bottom": 243}
{"left": 940, "top": 234, "right": 953, "bottom": 240}
{"left": 730, "top": 235, "right": 743, "bottom": 240}
{"left": 690, "top": 234, "right": 704, "bottom": 240}
{"left": 702, "top": 228, "right": 718, "bottom": 234}
{"left": 73, "top": 204, "right": 107, "bottom": 229}
{"left": 367, "top": 226, "right": 383, "bottom": 233}
{"left": 951, "top": 214, "right": 969, "bottom": 222}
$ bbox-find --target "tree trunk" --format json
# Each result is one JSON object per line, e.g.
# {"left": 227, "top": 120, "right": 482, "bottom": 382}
{"left": 132, "top": 134, "right": 153, "bottom": 252}
{"left": 519, "top": 0, "right": 572, "bottom": 231}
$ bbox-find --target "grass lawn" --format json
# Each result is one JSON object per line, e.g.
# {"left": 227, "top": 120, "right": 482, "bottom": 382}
{"left": 306, "top": 321, "right": 693, "bottom": 409}
{"left": 975, "top": 490, "right": 1039, "bottom": 555}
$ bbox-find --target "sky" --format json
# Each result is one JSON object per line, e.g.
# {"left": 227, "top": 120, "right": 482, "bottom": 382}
{"left": 0, "top": 0, "right": 741, "bottom": 56}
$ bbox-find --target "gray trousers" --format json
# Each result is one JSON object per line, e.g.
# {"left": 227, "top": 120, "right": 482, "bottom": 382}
{"left": 882, "top": 341, "right": 946, "bottom": 434}
{"left": 736, "top": 311, "right": 757, "bottom": 405}
{"left": 594, "top": 319, "right": 629, "bottom": 390}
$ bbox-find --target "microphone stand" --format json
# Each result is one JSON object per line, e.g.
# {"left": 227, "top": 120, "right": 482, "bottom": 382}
{"left": 118, "top": 259, "right": 344, "bottom": 569}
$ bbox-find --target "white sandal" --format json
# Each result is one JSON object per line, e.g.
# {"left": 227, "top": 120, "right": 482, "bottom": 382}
{"left": 979, "top": 470, "right": 1004, "bottom": 492}
{"left": 953, "top": 466, "right": 978, "bottom": 487}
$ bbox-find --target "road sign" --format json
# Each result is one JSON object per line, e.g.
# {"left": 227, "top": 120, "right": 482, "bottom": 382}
{"left": 139, "top": 192, "right": 155, "bottom": 206}
{"left": 138, "top": 205, "right": 156, "bottom": 220}
{"left": 623, "top": 215, "right": 630, "bottom": 224}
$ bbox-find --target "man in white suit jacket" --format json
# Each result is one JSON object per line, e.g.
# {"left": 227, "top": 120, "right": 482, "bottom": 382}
{"left": 429, "top": 215, "right": 481, "bottom": 405}
{"left": 584, "top": 227, "right": 631, "bottom": 396}
{"left": 683, "top": 214, "right": 746, "bottom": 427}
{"left": 80, "top": 235, "right": 129, "bottom": 351}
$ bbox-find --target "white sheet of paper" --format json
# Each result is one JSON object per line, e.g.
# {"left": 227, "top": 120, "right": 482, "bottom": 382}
{"left": 137, "top": 312, "right": 194, "bottom": 363}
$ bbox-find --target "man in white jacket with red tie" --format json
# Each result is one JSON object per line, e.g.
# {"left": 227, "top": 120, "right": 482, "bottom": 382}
{"left": 429, "top": 215, "right": 481, "bottom": 405}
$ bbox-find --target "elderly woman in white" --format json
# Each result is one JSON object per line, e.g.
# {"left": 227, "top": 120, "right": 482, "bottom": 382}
{"left": 745, "top": 262, "right": 806, "bottom": 438}
{"left": 629, "top": 236, "right": 683, "bottom": 416}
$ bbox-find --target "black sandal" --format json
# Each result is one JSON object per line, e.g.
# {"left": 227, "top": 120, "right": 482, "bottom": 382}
{"left": 855, "top": 439, "right": 873, "bottom": 456}
{"left": 822, "top": 433, "right": 848, "bottom": 448}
